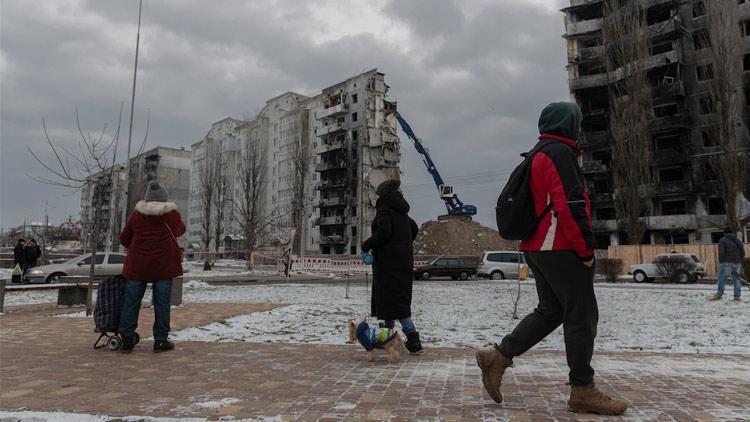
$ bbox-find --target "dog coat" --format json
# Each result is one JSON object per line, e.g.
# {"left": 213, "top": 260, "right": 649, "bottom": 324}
{"left": 355, "top": 322, "right": 397, "bottom": 351}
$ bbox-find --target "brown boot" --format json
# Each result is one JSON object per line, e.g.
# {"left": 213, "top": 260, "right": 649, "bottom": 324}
{"left": 708, "top": 294, "right": 722, "bottom": 301}
{"left": 568, "top": 383, "right": 628, "bottom": 415}
{"left": 475, "top": 346, "right": 513, "bottom": 403}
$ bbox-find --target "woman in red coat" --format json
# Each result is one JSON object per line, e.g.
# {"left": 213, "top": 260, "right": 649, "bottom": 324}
{"left": 118, "top": 181, "right": 185, "bottom": 353}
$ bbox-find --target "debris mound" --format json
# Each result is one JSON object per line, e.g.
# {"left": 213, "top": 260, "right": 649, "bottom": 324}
{"left": 413, "top": 218, "right": 516, "bottom": 257}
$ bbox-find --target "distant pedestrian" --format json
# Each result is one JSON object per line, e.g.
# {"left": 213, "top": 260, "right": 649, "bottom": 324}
{"left": 118, "top": 181, "right": 186, "bottom": 353}
{"left": 282, "top": 247, "right": 291, "bottom": 277}
{"left": 709, "top": 226, "right": 745, "bottom": 302}
{"left": 23, "top": 239, "right": 41, "bottom": 272}
{"left": 476, "top": 102, "right": 627, "bottom": 415}
{"left": 13, "top": 238, "right": 26, "bottom": 268}
{"left": 361, "top": 179, "right": 422, "bottom": 355}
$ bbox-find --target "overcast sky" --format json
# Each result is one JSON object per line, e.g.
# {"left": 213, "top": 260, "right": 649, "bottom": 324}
{"left": 0, "top": 0, "right": 569, "bottom": 230}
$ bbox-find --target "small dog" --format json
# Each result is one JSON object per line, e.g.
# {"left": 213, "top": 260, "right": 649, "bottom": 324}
{"left": 348, "top": 320, "right": 408, "bottom": 363}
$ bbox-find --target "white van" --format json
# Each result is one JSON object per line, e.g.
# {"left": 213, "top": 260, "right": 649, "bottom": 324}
{"left": 477, "top": 251, "right": 530, "bottom": 280}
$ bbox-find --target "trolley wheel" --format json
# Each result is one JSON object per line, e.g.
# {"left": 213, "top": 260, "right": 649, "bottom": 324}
{"left": 134, "top": 332, "right": 141, "bottom": 345}
{"left": 108, "top": 335, "right": 123, "bottom": 351}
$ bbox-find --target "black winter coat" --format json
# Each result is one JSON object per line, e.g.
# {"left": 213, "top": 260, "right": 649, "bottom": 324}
{"left": 362, "top": 191, "right": 419, "bottom": 321}
{"left": 719, "top": 233, "right": 745, "bottom": 264}
{"left": 13, "top": 244, "right": 25, "bottom": 266}
{"left": 23, "top": 245, "right": 41, "bottom": 268}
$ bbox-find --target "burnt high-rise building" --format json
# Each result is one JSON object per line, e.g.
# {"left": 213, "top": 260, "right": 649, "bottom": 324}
{"left": 563, "top": 0, "right": 750, "bottom": 246}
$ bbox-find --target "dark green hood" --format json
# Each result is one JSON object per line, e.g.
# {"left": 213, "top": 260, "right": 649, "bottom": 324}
{"left": 538, "top": 102, "right": 583, "bottom": 141}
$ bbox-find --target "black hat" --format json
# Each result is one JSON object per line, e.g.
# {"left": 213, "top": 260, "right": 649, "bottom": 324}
{"left": 376, "top": 179, "right": 401, "bottom": 196}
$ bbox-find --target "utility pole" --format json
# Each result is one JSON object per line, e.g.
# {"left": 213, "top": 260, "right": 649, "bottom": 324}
{"left": 121, "top": 0, "right": 143, "bottom": 229}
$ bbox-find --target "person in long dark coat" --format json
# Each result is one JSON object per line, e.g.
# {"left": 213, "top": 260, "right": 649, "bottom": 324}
{"left": 361, "top": 179, "right": 422, "bottom": 354}
{"left": 13, "top": 239, "right": 26, "bottom": 268}
{"left": 22, "top": 239, "right": 41, "bottom": 272}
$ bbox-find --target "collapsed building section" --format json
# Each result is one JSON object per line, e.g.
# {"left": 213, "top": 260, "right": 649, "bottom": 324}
{"left": 311, "top": 70, "right": 400, "bottom": 255}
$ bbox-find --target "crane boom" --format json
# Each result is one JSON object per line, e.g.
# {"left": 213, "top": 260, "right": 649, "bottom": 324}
{"left": 394, "top": 111, "right": 477, "bottom": 218}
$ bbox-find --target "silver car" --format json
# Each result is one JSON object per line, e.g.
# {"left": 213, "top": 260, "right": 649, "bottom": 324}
{"left": 23, "top": 253, "right": 126, "bottom": 284}
{"left": 477, "top": 251, "right": 529, "bottom": 280}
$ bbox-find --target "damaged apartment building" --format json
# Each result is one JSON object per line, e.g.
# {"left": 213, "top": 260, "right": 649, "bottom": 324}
{"left": 563, "top": 0, "right": 750, "bottom": 246}
{"left": 187, "top": 69, "right": 400, "bottom": 255}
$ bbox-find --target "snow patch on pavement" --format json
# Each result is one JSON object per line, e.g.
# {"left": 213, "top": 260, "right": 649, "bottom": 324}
{"left": 175, "top": 281, "right": 750, "bottom": 354}
{"left": 172, "top": 396, "right": 241, "bottom": 413}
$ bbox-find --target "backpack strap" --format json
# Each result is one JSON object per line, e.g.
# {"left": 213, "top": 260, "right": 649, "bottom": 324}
{"left": 524, "top": 142, "right": 554, "bottom": 221}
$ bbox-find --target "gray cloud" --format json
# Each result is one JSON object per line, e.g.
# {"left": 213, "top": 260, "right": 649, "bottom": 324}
{"left": 1, "top": 0, "right": 568, "bottom": 230}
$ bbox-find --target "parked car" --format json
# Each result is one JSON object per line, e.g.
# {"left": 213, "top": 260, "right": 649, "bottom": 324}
{"left": 413, "top": 257, "right": 477, "bottom": 280}
{"left": 477, "top": 251, "right": 530, "bottom": 280}
{"left": 22, "top": 253, "right": 126, "bottom": 284}
{"left": 628, "top": 253, "right": 706, "bottom": 283}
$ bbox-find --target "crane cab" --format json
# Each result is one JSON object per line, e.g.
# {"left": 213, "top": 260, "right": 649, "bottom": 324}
{"left": 439, "top": 185, "right": 455, "bottom": 199}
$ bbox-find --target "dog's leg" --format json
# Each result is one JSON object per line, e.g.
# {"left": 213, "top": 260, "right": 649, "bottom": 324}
{"left": 367, "top": 351, "right": 375, "bottom": 362}
{"left": 397, "top": 335, "right": 408, "bottom": 356}
{"left": 386, "top": 343, "right": 399, "bottom": 363}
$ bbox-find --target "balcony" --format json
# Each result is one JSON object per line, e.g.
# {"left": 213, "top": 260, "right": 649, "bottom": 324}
{"left": 649, "top": 113, "right": 690, "bottom": 132}
{"left": 565, "top": 0, "right": 603, "bottom": 8}
{"left": 315, "top": 160, "right": 348, "bottom": 172}
{"left": 316, "top": 179, "right": 347, "bottom": 190}
{"left": 568, "top": 46, "right": 604, "bottom": 64}
{"left": 320, "top": 234, "right": 348, "bottom": 245}
{"left": 654, "top": 148, "right": 689, "bottom": 165}
{"left": 570, "top": 73, "right": 607, "bottom": 90}
{"left": 581, "top": 160, "right": 609, "bottom": 174}
{"left": 652, "top": 81, "right": 685, "bottom": 99}
{"left": 592, "top": 219, "right": 618, "bottom": 232}
{"left": 315, "top": 103, "right": 348, "bottom": 120}
{"left": 648, "top": 18, "right": 681, "bottom": 41}
{"left": 580, "top": 130, "right": 608, "bottom": 148}
{"left": 315, "top": 122, "right": 345, "bottom": 137}
{"left": 318, "top": 141, "right": 345, "bottom": 154}
{"left": 314, "top": 216, "right": 349, "bottom": 226}
{"left": 655, "top": 180, "right": 693, "bottom": 196}
{"left": 645, "top": 214, "right": 698, "bottom": 230}
{"left": 319, "top": 196, "right": 346, "bottom": 207}
{"left": 565, "top": 18, "right": 603, "bottom": 37}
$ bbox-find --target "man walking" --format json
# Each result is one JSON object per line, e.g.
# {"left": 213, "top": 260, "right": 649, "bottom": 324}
{"left": 709, "top": 226, "right": 745, "bottom": 302}
{"left": 476, "top": 102, "right": 627, "bottom": 415}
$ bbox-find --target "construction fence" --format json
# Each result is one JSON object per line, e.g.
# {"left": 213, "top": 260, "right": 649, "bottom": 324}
{"left": 607, "top": 243, "right": 750, "bottom": 277}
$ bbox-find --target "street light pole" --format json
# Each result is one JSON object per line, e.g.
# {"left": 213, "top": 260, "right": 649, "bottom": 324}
{"left": 121, "top": 0, "right": 143, "bottom": 229}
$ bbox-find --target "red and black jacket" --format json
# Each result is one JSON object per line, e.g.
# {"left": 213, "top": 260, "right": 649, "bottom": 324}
{"left": 520, "top": 134, "right": 595, "bottom": 261}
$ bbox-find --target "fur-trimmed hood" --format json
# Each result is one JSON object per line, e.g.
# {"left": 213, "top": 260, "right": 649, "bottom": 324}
{"left": 135, "top": 200, "right": 178, "bottom": 216}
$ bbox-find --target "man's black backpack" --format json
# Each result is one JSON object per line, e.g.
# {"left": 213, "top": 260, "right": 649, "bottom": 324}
{"left": 495, "top": 143, "right": 553, "bottom": 240}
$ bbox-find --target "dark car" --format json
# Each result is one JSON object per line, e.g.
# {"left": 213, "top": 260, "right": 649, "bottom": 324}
{"left": 414, "top": 257, "right": 477, "bottom": 280}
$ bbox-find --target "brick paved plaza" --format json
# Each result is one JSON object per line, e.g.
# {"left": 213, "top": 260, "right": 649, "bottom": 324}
{"left": 1, "top": 302, "right": 749, "bottom": 421}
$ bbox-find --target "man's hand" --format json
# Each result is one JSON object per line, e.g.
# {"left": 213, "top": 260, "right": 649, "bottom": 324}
{"left": 583, "top": 259, "right": 594, "bottom": 268}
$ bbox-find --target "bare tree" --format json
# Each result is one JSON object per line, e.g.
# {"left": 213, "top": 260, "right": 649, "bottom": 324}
{"left": 198, "top": 139, "right": 218, "bottom": 262}
{"left": 701, "top": 1, "right": 747, "bottom": 232}
{"left": 235, "top": 138, "right": 293, "bottom": 270}
{"left": 602, "top": 0, "right": 654, "bottom": 250}
{"left": 213, "top": 152, "right": 229, "bottom": 255}
{"left": 290, "top": 108, "right": 311, "bottom": 255}
{"left": 27, "top": 106, "right": 123, "bottom": 315}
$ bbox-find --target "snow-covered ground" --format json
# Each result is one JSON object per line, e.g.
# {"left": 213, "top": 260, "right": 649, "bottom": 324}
{"left": 171, "top": 280, "right": 750, "bottom": 354}
{"left": 4, "top": 279, "right": 748, "bottom": 353}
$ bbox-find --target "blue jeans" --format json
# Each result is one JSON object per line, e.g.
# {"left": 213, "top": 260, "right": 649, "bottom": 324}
{"left": 717, "top": 263, "right": 742, "bottom": 299}
{"left": 119, "top": 279, "right": 173, "bottom": 340}
{"left": 384, "top": 317, "right": 417, "bottom": 335}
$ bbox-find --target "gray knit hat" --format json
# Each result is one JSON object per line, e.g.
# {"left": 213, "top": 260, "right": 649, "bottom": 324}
{"left": 376, "top": 179, "right": 401, "bottom": 196}
{"left": 144, "top": 181, "right": 168, "bottom": 202}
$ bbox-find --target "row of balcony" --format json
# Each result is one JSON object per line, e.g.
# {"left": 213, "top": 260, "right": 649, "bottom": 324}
{"left": 317, "top": 141, "right": 345, "bottom": 154}
{"left": 593, "top": 214, "right": 699, "bottom": 232}
{"left": 315, "top": 160, "right": 348, "bottom": 172}
{"left": 315, "top": 122, "right": 345, "bottom": 137}
{"left": 319, "top": 196, "right": 348, "bottom": 207}
{"left": 570, "top": 50, "right": 680, "bottom": 91}
{"left": 314, "top": 216, "right": 351, "bottom": 226}
{"left": 315, "top": 103, "right": 348, "bottom": 120}
{"left": 319, "top": 234, "right": 349, "bottom": 245}
{"left": 316, "top": 179, "right": 347, "bottom": 190}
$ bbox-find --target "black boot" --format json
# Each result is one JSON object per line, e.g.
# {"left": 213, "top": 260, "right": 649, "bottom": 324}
{"left": 405, "top": 331, "right": 423, "bottom": 355}
{"left": 153, "top": 339, "right": 175, "bottom": 353}
{"left": 120, "top": 336, "right": 135, "bottom": 354}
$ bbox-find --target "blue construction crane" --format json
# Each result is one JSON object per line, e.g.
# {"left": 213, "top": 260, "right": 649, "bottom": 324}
{"left": 394, "top": 111, "right": 478, "bottom": 219}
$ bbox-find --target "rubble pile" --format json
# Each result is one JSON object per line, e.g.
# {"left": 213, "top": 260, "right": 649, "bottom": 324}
{"left": 413, "top": 218, "right": 516, "bottom": 257}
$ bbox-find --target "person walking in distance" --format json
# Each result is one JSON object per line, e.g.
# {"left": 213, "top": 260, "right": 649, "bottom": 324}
{"left": 118, "top": 181, "right": 186, "bottom": 353}
{"left": 23, "top": 239, "right": 42, "bottom": 272}
{"left": 13, "top": 238, "right": 26, "bottom": 268}
{"left": 709, "top": 226, "right": 746, "bottom": 302}
{"left": 476, "top": 102, "right": 627, "bottom": 415}
{"left": 361, "top": 179, "right": 423, "bottom": 354}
